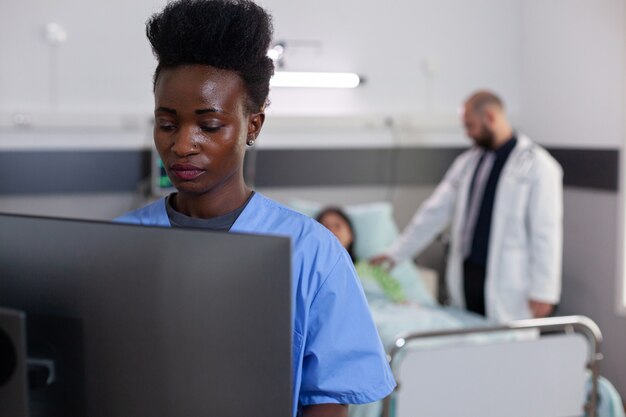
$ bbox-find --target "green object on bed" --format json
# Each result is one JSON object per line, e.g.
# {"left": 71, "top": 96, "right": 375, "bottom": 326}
{"left": 356, "top": 261, "right": 408, "bottom": 304}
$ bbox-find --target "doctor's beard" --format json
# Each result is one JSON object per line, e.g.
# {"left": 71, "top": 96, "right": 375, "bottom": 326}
{"left": 471, "top": 126, "right": 496, "bottom": 150}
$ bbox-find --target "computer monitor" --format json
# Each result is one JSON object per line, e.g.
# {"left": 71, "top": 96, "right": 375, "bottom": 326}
{"left": 0, "top": 213, "right": 292, "bottom": 417}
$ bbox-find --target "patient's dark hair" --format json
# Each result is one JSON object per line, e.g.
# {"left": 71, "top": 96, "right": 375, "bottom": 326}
{"left": 146, "top": 0, "right": 274, "bottom": 113}
{"left": 316, "top": 207, "right": 356, "bottom": 263}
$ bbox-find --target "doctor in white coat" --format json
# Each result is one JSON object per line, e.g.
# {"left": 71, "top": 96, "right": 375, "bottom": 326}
{"left": 371, "top": 91, "right": 563, "bottom": 322}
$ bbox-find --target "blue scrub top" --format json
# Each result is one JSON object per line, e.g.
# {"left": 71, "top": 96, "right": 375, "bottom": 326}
{"left": 116, "top": 192, "right": 396, "bottom": 416}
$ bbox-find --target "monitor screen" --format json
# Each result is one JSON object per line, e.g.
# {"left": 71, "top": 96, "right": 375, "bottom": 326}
{"left": 0, "top": 213, "right": 292, "bottom": 417}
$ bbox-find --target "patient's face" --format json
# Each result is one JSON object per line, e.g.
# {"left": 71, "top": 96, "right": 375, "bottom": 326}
{"left": 319, "top": 212, "right": 353, "bottom": 250}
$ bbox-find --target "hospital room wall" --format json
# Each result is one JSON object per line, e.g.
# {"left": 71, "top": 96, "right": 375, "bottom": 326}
{"left": 0, "top": 0, "right": 523, "bottom": 117}
{"left": 0, "top": 0, "right": 625, "bottom": 403}
{"left": 0, "top": 0, "right": 524, "bottom": 215}
{"left": 257, "top": 0, "right": 522, "bottom": 117}
{"left": 518, "top": 0, "right": 626, "bottom": 400}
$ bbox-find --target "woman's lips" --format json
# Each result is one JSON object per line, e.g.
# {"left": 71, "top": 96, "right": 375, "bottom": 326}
{"left": 170, "top": 164, "right": 205, "bottom": 180}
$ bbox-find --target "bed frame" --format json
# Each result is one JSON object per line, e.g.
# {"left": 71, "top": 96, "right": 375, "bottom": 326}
{"left": 383, "top": 315, "right": 603, "bottom": 417}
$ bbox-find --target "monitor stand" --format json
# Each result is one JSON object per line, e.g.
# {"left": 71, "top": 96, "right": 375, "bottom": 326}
{"left": 0, "top": 307, "right": 29, "bottom": 417}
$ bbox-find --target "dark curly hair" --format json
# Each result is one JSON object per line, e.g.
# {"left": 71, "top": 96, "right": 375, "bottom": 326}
{"left": 316, "top": 207, "right": 357, "bottom": 264}
{"left": 146, "top": 0, "right": 274, "bottom": 113}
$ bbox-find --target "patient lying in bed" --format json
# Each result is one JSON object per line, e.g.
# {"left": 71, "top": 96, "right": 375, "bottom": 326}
{"left": 314, "top": 206, "right": 499, "bottom": 417}
{"left": 315, "top": 207, "right": 408, "bottom": 303}
{"left": 315, "top": 206, "right": 490, "bottom": 351}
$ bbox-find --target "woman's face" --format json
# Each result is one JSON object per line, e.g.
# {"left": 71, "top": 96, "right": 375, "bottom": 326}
{"left": 153, "top": 64, "right": 263, "bottom": 196}
{"left": 319, "top": 212, "right": 353, "bottom": 250}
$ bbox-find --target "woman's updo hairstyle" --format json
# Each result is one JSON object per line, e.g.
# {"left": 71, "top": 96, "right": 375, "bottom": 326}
{"left": 146, "top": 0, "right": 274, "bottom": 113}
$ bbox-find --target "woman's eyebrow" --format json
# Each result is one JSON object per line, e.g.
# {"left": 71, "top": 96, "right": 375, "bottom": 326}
{"left": 195, "top": 107, "right": 228, "bottom": 115}
{"left": 154, "top": 106, "right": 230, "bottom": 115}
{"left": 155, "top": 106, "right": 176, "bottom": 114}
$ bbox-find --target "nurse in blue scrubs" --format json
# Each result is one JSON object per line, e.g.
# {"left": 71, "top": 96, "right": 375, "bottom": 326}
{"left": 115, "top": 1, "right": 395, "bottom": 416}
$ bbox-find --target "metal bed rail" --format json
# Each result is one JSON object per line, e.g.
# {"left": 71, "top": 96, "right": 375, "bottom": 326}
{"left": 382, "top": 315, "right": 603, "bottom": 417}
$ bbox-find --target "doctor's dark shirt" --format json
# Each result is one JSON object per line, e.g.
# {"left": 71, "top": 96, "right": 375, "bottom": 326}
{"left": 466, "top": 136, "right": 518, "bottom": 266}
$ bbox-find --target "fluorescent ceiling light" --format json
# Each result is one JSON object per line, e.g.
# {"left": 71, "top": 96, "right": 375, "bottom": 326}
{"left": 270, "top": 71, "right": 361, "bottom": 88}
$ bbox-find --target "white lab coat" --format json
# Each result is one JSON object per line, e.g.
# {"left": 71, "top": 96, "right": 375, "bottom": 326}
{"left": 386, "top": 135, "right": 563, "bottom": 322}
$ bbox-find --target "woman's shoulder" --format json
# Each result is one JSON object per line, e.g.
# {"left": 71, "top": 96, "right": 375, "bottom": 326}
{"left": 244, "top": 193, "right": 348, "bottom": 261}
{"left": 240, "top": 193, "right": 339, "bottom": 241}
{"left": 114, "top": 198, "right": 168, "bottom": 225}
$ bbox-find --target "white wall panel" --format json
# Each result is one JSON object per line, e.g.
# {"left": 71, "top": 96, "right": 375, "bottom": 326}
{"left": 519, "top": 0, "right": 625, "bottom": 147}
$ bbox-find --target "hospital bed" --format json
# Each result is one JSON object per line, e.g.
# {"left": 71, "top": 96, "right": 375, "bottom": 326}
{"left": 286, "top": 199, "right": 624, "bottom": 417}
{"left": 383, "top": 315, "right": 610, "bottom": 417}
{"left": 352, "top": 308, "right": 619, "bottom": 417}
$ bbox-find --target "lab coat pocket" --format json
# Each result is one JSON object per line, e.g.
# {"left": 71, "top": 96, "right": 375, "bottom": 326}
{"left": 497, "top": 248, "right": 528, "bottom": 290}
{"left": 496, "top": 287, "right": 532, "bottom": 319}
{"left": 496, "top": 248, "right": 531, "bottom": 318}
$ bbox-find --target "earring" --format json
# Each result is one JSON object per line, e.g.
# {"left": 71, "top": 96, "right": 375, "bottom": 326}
{"left": 246, "top": 137, "right": 256, "bottom": 146}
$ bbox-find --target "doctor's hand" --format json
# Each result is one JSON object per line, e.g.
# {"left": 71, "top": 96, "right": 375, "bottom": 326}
{"left": 529, "top": 300, "right": 554, "bottom": 318}
{"left": 369, "top": 254, "right": 396, "bottom": 271}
